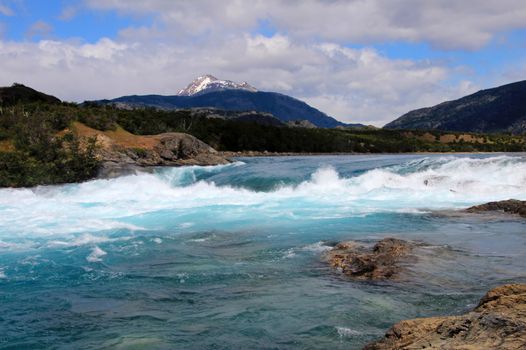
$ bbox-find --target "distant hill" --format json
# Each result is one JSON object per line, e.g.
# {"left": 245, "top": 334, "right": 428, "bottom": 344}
{"left": 0, "top": 83, "right": 61, "bottom": 106}
{"left": 94, "top": 75, "right": 360, "bottom": 128}
{"left": 96, "top": 89, "right": 347, "bottom": 128}
{"left": 384, "top": 80, "right": 526, "bottom": 134}
{"left": 180, "top": 108, "right": 286, "bottom": 127}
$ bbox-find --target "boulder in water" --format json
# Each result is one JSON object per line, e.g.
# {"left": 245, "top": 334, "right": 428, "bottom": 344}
{"left": 364, "top": 284, "right": 526, "bottom": 350}
{"left": 325, "top": 238, "right": 415, "bottom": 280}
{"left": 466, "top": 199, "right": 526, "bottom": 218}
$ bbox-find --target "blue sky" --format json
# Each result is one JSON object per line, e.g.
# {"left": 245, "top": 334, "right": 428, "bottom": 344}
{"left": 1, "top": 0, "right": 525, "bottom": 125}
{"left": 0, "top": 1, "right": 150, "bottom": 41}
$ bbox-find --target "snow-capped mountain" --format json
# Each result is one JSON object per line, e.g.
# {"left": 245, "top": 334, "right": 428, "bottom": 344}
{"left": 177, "top": 74, "right": 257, "bottom": 96}
{"left": 97, "top": 74, "right": 352, "bottom": 128}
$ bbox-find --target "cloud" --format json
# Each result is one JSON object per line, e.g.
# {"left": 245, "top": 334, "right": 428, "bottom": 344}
{"left": 0, "top": 34, "right": 479, "bottom": 125}
{"left": 59, "top": 5, "right": 79, "bottom": 21}
{"left": 0, "top": 3, "right": 14, "bottom": 16}
{"left": 85, "top": 0, "right": 526, "bottom": 50}
{"left": 26, "top": 20, "right": 53, "bottom": 40}
{"left": 0, "top": 1, "right": 523, "bottom": 126}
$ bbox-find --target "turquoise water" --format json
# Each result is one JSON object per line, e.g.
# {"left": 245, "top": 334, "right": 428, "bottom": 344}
{"left": 1, "top": 154, "right": 526, "bottom": 349}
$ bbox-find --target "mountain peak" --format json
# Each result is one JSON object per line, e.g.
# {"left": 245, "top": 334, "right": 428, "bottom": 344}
{"left": 177, "top": 75, "right": 257, "bottom": 96}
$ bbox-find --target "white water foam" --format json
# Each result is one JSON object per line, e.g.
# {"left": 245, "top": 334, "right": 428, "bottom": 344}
{"left": 0, "top": 156, "right": 525, "bottom": 240}
{"left": 336, "top": 326, "right": 362, "bottom": 337}
{"left": 301, "top": 241, "right": 333, "bottom": 253}
{"left": 47, "top": 233, "right": 113, "bottom": 248}
{"left": 86, "top": 246, "right": 107, "bottom": 262}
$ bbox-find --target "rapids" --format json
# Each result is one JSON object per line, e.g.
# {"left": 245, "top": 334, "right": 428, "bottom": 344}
{"left": 1, "top": 154, "right": 525, "bottom": 349}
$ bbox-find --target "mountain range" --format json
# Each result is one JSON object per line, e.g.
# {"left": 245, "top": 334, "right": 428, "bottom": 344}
{"left": 4, "top": 78, "right": 525, "bottom": 134}
{"left": 385, "top": 80, "right": 526, "bottom": 134}
{"left": 96, "top": 75, "right": 358, "bottom": 128}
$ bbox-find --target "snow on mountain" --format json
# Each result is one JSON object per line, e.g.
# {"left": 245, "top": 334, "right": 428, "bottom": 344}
{"left": 177, "top": 74, "right": 258, "bottom": 96}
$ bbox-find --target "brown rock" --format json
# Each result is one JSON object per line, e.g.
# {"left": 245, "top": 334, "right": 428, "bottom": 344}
{"left": 71, "top": 122, "right": 229, "bottom": 177}
{"left": 325, "top": 238, "right": 415, "bottom": 280}
{"left": 364, "top": 284, "right": 526, "bottom": 350}
{"left": 466, "top": 199, "right": 526, "bottom": 218}
{"left": 151, "top": 132, "right": 228, "bottom": 166}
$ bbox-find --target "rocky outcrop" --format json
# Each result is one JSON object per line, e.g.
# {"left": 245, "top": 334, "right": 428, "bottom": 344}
{"left": 71, "top": 122, "right": 229, "bottom": 177}
{"left": 286, "top": 120, "right": 317, "bottom": 128}
{"left": 364, "top": 284, "right": 526, "bottom": 350}
{"left": 466, "top": 199, "right": 526, "bottom": 218}
{"left": 325, "top": 238, "right": 415, "bottom": 280}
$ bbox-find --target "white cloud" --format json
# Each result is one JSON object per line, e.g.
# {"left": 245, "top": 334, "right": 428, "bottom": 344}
{"left": 1, "top": 1, "right": 524, "bottom": 126}
{"left": 0, "top": 34, "right": 479, "bottom": 125}
{"left": 85, "top": 0, "right": 526, "bottom": 50}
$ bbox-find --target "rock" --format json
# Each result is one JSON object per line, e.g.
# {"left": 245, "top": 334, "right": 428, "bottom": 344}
{"left": 466, "top": 199, "right": 526, "bottom": 218}
{"left": 364, "top": 284, "right": 526, "bottom": 350}
{"left": 151, "top": 132, "right": 228, "bottom": 166}
{"left": 286, "top": 120, "right": 317, "bottom": 128}
{"left": 325, "top": 238, "right": 415, "bottom": 280}
{"left": 72, "top": 122, "right": 229, "bottom": 177}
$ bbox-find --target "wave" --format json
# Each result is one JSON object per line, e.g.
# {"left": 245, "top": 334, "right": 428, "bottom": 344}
{"left": 0, "top": 155, "right": 525, "bottom": 239}
{"left": 86, "top": 246, "right": 107, "bottom": 262}
{"left": 345, "top": 155, "right": 526, "bottom": 202}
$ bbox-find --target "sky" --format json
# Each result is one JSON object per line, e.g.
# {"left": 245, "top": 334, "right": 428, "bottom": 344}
{"left": 0, "top": 0, "right": 525, "bottom": 126}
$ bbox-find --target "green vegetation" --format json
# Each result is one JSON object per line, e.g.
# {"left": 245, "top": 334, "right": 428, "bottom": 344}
{"left": 1, "top": 87, "right": 526, "bottom": 187}
{"left": 112, "top": 107, "right": 526, "bottom": 153}
{"left": 0, "top": 103, "right": 100, "bottom": 187}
